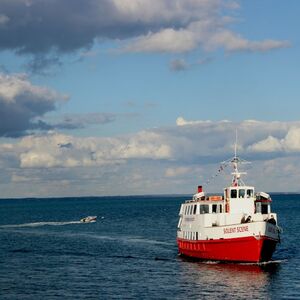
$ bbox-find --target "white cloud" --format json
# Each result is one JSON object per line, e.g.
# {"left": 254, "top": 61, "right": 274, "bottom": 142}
{"left": 165, "top": 167, "right": 191, "bottom": 177}
{"left": 248, "top": 127, "right": 300, "bottom": 153}
{"left": 123, "top": 28, "right": 197, "bottom": 53}
{"left": 111, "top": 0, "right": 221, "bottom": 25}
{"left": 122, "top": 13, "right": 290, "bottom": 54}
{"left": 122, "top": 131, "right": 172, "bottom": 159}
{"left": 282, "top": 127, "right": 300, "bottom": 151}
{"left": 248, "top": 135, "right": 283, "bottom": 153}
{"left": 15, "top": 130, "right": 172, "bottom": 169}
{"left": 0, "top": 73, "right": 67, "bottom": 103}
{"left": 206, "top": 30, "right": 291, "bottom": 52}
{"left": 176, "top": 116, "right": 212, "bottom": 126}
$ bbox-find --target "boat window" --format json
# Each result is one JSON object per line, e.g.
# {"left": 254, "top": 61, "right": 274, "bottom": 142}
{"left": 212, "top": 204, "right": 217, "bottom": 213}
{"left": 193, "top": 205, "right": 197, "bottom": 215}
{"left": 239, "top": 189, "right": 245, "bottom": 198}
{"left": 231, "top": 189, "right": 237, "bottom": 198}
{"left": 247, "top": 189, "right": 254, "bottom": 197}
{"left": 200, "top": 204, "right": 209, "bottom": 214}
{"left": 184, "top": 206, "right": 187, "bottom": 215}
{"left": 196, "top": 232, "right": 198, "bottom": 240}
{"left": 219, "top": 205, "right": 222, "bottom": 213}
{"left": 261, "top": 204, "right": 269, "bottom": 214}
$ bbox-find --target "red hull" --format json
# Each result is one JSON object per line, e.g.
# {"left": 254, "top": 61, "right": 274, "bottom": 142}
{"left": 177, "top": 236, "right": 278, "bottom": 263}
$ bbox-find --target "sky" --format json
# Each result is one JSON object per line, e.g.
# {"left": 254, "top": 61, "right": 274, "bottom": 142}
{"left": 0, "top": 0, "right": 300, "bottom": 198}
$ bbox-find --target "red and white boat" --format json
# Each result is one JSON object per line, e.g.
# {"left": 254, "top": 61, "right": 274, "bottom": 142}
{"left": 177, "top": 143, "right": 281, "bottom": 263}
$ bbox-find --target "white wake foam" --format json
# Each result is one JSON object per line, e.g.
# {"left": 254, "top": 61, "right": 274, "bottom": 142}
{"left": 0, "top": 221, "right": 82, "bottom": 228}
{"left": 237, "top": 259, "right": 286, "bottom": 266}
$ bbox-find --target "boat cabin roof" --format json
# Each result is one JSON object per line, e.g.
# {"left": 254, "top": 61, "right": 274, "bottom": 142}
{"left": 224, "top": 185, "right": 254, "bottom": 190}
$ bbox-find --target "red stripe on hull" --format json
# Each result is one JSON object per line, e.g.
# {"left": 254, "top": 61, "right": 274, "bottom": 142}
{"left": 177, "top": 236, "right": 278, "bottom": 263}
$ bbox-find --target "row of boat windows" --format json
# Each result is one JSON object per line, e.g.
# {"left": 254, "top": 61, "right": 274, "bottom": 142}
{"left": 183, "top": 231, "right": 199, "bottom": 240}
{"left": 230, "top": 189, "right": 254, "bottom": 199}
{"left": 184, "top": 204, "right": 223, "bottom": 215}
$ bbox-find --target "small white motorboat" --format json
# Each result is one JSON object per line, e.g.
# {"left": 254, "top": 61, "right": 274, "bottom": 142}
{"left": 80, "top": 216, "right": 97, "bottom": 223}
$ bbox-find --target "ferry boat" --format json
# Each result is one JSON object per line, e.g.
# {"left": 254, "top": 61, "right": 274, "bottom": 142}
{"left": 177, "top": 144, "right": 281, "bottom": 263}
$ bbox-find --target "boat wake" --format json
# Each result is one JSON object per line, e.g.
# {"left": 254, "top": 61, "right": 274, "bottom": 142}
{"left": 180, "top": 255, "right": 286, "bottom": 266}
{"left": 248, "top": 259, "right": 286, "bottom": 266}
{"left": 210, "top": 259, "right": 286, "bottom": 266}
{"left": 0, "top": 221, "right": 82, "bottom": 228}
{"left": 78, "top": 234, "right": 175, "bottom": 246}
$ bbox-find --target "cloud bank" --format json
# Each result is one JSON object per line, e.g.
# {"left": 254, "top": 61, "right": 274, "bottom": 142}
{"left": 2, "top": 118, "right": 300, "bottom": 197}
{"left": 0, "top": 0, "right": 289, "bottom": 59}
{"left": 0, "top": 72, "right": 68, "bottom": 137}
{"left": 4, "top": 118, "right": 300, "bottom": 170}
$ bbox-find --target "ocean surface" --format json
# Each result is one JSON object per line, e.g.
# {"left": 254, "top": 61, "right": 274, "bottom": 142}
{"left": 0, "top": 194, "right": 299, "bottom": 299}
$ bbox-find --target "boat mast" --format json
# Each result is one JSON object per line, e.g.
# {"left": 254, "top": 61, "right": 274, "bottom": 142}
{"left": 229, "top": 130, "right": 248, "bottom": 187}
{"left": 232, "top": 130, "right": 240, "bottom": 186}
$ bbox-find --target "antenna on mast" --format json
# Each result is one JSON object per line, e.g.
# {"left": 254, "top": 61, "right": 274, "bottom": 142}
{"left": 221, "top": 129, "right": 250, "bottom": 186}
{"left": 234, "top": 129, "right": 238, "bottom": 159}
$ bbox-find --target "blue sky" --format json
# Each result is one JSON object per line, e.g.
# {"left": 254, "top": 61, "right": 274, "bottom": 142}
{"left": 0, "top": 0, "right": 300, "bottom": 197}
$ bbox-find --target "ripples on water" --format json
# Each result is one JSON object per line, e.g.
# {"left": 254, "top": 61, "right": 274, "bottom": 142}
{"left": 0, "top": 195, "right": 299, "bottom": 299}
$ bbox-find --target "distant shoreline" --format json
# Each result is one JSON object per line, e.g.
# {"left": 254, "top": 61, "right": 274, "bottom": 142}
{"left": 1, "top": 192, "right": 300, "bottom": 201}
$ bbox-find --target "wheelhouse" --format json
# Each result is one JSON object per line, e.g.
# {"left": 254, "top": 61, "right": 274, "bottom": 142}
{"left": 181, "top": 201, "right": 224, "bottom": 216}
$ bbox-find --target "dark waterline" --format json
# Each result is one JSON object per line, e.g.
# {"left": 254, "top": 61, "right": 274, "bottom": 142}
{"left": 0, "top": 194, "right": 299, "bottom": 299}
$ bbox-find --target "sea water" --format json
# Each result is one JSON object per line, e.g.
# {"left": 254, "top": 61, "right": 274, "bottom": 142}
{"left": 0, "top": 195, "right": 299, "bottom": 299}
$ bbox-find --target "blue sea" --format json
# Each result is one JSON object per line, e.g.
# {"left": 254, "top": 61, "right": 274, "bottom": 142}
{"left": 0, "top": 194, "right": 299, "bottom": 299}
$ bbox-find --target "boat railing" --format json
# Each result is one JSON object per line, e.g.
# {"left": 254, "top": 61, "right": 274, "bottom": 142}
{"left": 186, "top": 195, "right": 224, "bottom": 203}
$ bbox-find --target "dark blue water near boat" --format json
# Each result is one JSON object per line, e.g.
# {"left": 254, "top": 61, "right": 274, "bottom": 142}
{"left": 0, "top": 194, "right": 299, "bottom": 299}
